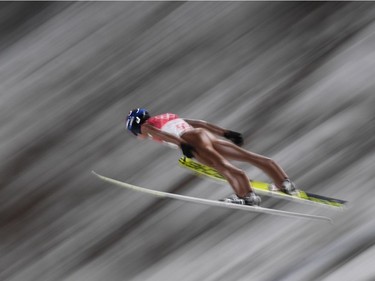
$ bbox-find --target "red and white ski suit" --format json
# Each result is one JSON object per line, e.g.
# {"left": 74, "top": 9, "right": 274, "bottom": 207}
{"left": 146, "top": 113, "right": 193, "bottom": 142}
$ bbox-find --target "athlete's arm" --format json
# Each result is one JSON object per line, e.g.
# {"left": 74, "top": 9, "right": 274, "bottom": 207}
{"left": 184, "top": 119, "right": 244, "bottom": 146}
{"left": 183, "top": 119, "right": 226, "bottom": 136}
{"left": 184, "top": 119, "right": 243, "bottom": 146}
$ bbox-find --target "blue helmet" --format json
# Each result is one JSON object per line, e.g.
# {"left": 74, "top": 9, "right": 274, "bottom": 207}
{"left": 126, "top": 108, "right": 150, "bottom": 136}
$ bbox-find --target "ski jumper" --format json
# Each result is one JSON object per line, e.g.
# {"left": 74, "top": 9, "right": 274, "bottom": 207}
{"left": 146, "top": 113, "right": 193, "bottom": 145}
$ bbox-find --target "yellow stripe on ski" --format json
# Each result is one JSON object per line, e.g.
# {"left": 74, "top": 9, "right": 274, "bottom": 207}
{"left": 178, "top": 157, "right": 345, "bottom": 209}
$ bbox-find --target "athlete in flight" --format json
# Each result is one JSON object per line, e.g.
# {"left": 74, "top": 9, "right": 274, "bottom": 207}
{"left": 125, "top": 108, "right": 297, "bottom": 206}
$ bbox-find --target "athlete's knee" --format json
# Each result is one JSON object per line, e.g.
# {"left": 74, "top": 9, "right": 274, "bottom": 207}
{"left": 265, "top": 157, "right": 278, "bottom": 167}
{"left": 216, "top": 161, "right": 246, "bottom": 178}
{"left": 211, "top": 158, "right": 231, "bottom": 172}
{"left": 231, "top": 167, "right": 247, "bottom": 179}
{"left": 256, "top": 155, "right": 274, "bottom": 165}
{"left": 211, "top": 159, "right": 227, "bottom": 171}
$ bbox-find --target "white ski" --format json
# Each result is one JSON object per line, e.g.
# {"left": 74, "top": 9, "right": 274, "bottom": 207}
{"left": 92, "top": 171, "right": 332, "bottom": 223}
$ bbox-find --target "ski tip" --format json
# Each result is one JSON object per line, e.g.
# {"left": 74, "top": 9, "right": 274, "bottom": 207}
{"left": 317, "top": 214, "right": 334, "bottom": 224}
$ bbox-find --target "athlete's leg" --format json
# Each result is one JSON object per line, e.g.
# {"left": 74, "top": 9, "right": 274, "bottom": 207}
{"left": 181, "top": 129, "right": 252, "bottom": 197}
{"left": 212, "top": 139, "right": 288, "bottom": 188}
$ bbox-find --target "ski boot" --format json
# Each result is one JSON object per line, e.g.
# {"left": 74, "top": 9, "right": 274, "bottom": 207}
{"left": 222, "top": 194, "right": 246, "bottom": 205}
{"left": 243, "top": 192, "right": 261, "bottom": 206}
{"left": 281, "top": 179, "right": 298, "bottom": 196}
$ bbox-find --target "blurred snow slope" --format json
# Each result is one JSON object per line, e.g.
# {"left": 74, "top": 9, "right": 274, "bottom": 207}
{"left": 0, "top": 2, "right": 374, "bottom": 281}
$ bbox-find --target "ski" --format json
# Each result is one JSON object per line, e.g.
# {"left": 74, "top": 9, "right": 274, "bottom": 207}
{"left": 178, "top": 157, "right": 346, "bottom": 209}
{"left": 92, "top": 171, "right": 332, "bottom": 223}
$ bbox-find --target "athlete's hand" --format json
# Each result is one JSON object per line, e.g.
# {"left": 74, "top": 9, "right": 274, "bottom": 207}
{"left": 180, "top": 143, "right": 195, "bottom": 158}
{"left": 224, "top": 130, "right": 243, "bottom": 146}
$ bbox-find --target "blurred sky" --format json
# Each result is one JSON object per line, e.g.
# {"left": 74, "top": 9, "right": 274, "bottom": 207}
{"left": 1, "top": 2, "right": 375, "bottom": 281}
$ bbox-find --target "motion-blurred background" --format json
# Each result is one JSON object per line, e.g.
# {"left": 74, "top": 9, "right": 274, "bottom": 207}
{"left": 1, "top": 2, "right": 375, "bottom": 281}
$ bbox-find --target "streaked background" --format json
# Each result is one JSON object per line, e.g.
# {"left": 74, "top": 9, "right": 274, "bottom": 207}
{"left": 1, "top": 2, "right": 375, "bottom": 281}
